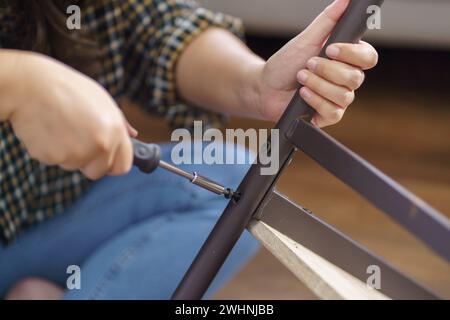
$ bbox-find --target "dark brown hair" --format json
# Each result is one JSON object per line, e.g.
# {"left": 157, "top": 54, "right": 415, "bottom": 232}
{"left": 7, "top": 0, "right": 103, "bottom": 77}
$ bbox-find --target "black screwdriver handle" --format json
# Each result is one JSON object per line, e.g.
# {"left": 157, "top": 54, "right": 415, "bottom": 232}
{"left": 132, "top": 138, "right": 162, "bottom": 174}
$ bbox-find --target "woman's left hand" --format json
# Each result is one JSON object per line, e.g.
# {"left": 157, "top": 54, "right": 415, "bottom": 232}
{"left": 254, "top": 0, "right": 378, "bottom": 127}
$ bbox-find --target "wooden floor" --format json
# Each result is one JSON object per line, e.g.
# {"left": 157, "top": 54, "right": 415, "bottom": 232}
{"left": 125, "top": 43, "right": 450, "bottom": 299}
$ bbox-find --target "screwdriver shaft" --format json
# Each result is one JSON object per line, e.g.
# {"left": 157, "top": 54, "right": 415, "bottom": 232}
{"left": 159, "top": 160, "right": 236, "bottom": 199}
{"left": 131, "top": 138, "right": 236, "bottom": 200}
{"left": 159, "top": 160, "right": 193, "bottom": 180}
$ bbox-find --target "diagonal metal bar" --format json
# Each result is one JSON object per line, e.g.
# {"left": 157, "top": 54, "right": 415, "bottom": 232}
{"left": 286, "top": 119, "right": 450, "bottom": 262}
{"left": 255, "top": 191, "right": 440, "bottom": 299}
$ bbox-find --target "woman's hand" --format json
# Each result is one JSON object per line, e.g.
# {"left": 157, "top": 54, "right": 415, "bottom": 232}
{"left": 3, "top": 51, "right": 134, "bottom": 180}
{"left": 254, "top": 0, "right": 378, "bottom": 127}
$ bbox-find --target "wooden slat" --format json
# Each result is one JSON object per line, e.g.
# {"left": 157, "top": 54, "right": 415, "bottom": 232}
{"left": 248, "top": 220, "right": 390, "bottom": 300}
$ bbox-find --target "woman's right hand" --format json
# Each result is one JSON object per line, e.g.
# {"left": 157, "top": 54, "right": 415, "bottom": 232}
{"left": 1, "top": 51, "right": 133, "bottom": 180}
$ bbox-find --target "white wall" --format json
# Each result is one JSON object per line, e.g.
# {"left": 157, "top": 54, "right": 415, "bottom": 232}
{"left": 201, "top": 0, "right": 450, "bottom": 49}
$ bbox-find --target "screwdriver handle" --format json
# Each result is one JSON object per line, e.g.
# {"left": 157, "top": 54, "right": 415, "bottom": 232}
{"left": 132, "top": 138, "right": 161, "bottom": 174}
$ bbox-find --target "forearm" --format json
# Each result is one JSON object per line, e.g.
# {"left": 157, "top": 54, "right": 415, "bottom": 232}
{"left": 176, "top": 28, "right": 265, "bottom": 119}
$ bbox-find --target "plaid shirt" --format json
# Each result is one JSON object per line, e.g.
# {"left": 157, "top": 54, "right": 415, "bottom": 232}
{"left": 0, "top": 0, "right": 243, "bottom": 245}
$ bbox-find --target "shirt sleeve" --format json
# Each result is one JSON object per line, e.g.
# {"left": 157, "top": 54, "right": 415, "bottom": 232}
{"left": 122, "top": 0, "right": 245, "bottom": 130}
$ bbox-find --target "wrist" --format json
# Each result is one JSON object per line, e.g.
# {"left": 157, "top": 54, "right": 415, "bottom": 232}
{"left": 237, "top": 58, "right": 266, "bottom": 120}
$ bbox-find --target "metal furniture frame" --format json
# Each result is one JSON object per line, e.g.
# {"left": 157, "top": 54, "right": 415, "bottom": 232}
{"left": 172, "top": 0, "right": 450, "bottom": 300}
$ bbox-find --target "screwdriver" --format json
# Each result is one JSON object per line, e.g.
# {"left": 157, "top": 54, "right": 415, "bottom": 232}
{"left": 131, "top": 138, "right": 238, "bottom": 200}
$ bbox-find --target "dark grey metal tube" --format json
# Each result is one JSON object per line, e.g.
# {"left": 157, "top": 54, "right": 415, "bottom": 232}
{"left": 172, "top": 0, "right": 385, "bottom": 300}
{"left": 287, "top": 119, "right": 450, "bottom": 262}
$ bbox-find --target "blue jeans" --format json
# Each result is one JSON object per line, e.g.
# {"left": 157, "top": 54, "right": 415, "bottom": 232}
{"left": 0, "top": 143, "right": 260, "bottom": 299}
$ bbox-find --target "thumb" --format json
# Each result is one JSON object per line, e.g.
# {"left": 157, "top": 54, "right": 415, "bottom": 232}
{"left": 299, "top": 0, "right": 350, "bottom": 46}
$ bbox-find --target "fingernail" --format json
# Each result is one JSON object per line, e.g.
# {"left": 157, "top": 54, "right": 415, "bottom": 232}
{"left": 300, "top": 87, "right": 311, "bottom": 99}
{"left": 326, "top": 45, "right": 340, "bottom": 58}
{"left": 307, "top": 58, "right": 318, "bottom": 71}
{"left": 298, "top": 70, "right": 308, "bottom": 83}
{"left": 127, "top": 124, "right": 139, "bottom": 137}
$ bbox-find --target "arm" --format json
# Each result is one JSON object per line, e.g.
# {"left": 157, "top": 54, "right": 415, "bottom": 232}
{"left": 176, "top": 0, "right": 378, "bottom": 127}
{"left": 176, "top": 28, "right": 265, "bottom": 119}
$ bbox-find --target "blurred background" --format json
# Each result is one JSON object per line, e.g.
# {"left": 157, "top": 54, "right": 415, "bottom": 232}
{"left": 125, "top": 0, "right": 450, "bottom": 299}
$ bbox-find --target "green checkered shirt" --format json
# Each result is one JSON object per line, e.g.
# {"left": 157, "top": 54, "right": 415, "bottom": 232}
{"left": 0, "top": 0, "right": 243, "bottom": 244}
